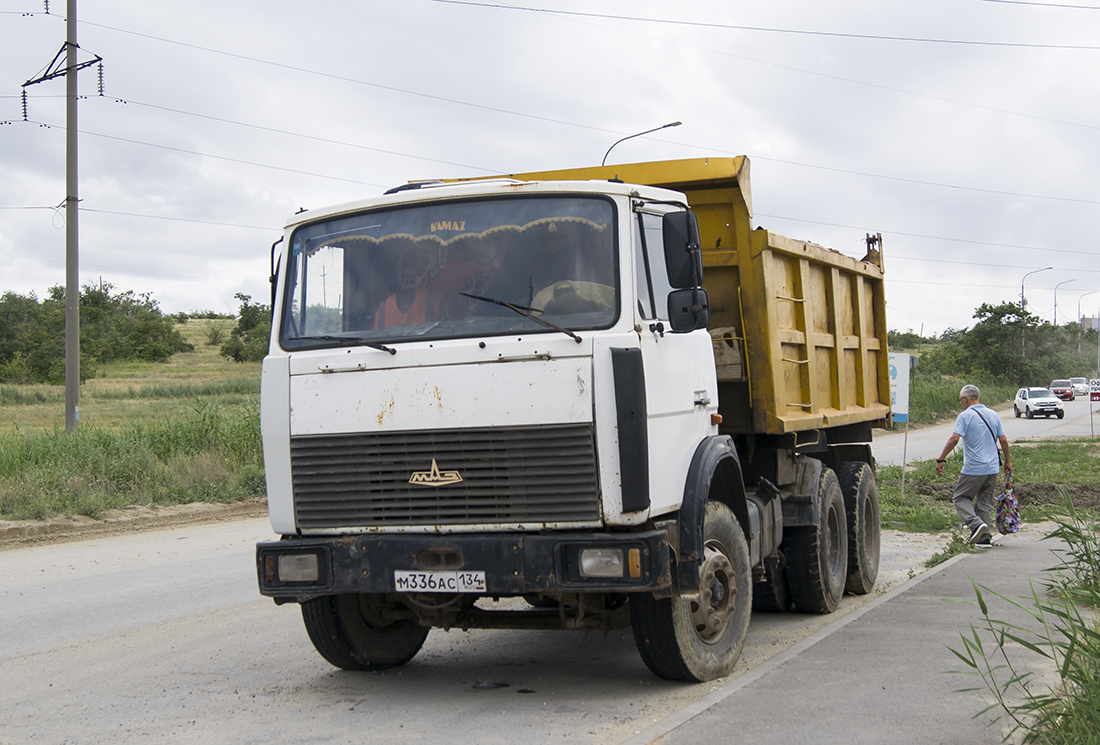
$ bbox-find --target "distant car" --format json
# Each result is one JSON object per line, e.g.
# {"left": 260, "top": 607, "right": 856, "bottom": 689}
{"left": 1014, "top": 387, "right": 1065, "bottom": 419}
{"left": 1050, "top": 379, "right": 1075, "bottom": 401}
{"left": 1071, "top": 377, "right": 1088, "bottom": 396}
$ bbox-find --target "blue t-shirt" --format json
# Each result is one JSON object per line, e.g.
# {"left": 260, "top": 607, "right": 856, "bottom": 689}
{"left": 953, "top": 404, "right": 1003, "bottom": 476}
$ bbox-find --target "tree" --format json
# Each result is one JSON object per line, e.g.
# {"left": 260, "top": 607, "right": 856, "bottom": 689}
{"left": 917, "top": 301, "right": 1096, "bottom": 385}
{"left": 0, "top": 284, "right": 193, "bottom": 385}
{"left": 220, "top": 293, "right": 272, "bottom": 363}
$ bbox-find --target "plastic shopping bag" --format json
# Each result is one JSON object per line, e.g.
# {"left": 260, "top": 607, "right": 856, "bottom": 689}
{"left": 994, "top": 475, "right": 1021, "bottom": 535}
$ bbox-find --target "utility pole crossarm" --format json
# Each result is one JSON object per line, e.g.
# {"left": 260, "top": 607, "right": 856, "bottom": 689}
{"left": 22, "top": 42, "right": 101, "bottom": 88}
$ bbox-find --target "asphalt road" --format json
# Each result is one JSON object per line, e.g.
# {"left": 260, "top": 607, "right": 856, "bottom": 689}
{"left": 1, "top": 518, "right": 945, "bottom": 745}
{"left": 872, "top": 395, "right": 1099, "bottom": 467}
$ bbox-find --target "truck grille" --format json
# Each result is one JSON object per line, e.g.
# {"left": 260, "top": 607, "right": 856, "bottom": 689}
{"left": 290, "top": 424, "right": 601, "bottom": 528}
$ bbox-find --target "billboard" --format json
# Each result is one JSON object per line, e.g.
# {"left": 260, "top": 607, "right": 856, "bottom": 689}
{"left": 889, "top": 353, "right": 910, "bottom": 424}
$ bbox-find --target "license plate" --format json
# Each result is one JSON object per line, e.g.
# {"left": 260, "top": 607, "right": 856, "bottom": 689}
{"left": 394, "top": 570, "right": 486, "bottom": 593}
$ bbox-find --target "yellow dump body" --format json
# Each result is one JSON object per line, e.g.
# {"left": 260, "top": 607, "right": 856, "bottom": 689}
{"left": 457, "top": 158, "right": 891, "bottom": 436}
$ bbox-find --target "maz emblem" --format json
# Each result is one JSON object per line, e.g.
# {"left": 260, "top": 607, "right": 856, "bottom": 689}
{"left": 409, "top": 459, "right": 463, "bottom": 487}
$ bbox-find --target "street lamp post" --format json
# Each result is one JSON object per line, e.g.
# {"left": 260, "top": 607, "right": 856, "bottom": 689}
{"left": 1021, "top": 266, "right": 1052, "bottom": 357}
{"left": 1054, "top": 279, "right": 1075, "bottom": 326}
{"left": 602, "top": 121, "right": 681, "bottom": 166}
{"left": 1078, "top": 291, "right": 1096, "bottom": 353}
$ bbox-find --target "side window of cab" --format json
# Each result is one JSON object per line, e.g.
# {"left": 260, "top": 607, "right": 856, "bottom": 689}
{"left": 634, "top": 211, "right": 676, "bottom": 321}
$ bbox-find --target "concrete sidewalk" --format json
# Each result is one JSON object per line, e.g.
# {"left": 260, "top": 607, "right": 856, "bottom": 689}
{"left": 631, "top": 525, "right": 1065, "bottom": 745}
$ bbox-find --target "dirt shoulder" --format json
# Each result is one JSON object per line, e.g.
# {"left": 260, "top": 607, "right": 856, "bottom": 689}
{"left": 0, "top": 498, "right": 268, "bottom": 551}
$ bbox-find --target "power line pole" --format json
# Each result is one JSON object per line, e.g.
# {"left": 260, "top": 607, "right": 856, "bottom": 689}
{"left": 22, "top": 1, "right": 101, "bottom": 432}
{"left": 64, "top": 0, "right": 79, "bottom": 432}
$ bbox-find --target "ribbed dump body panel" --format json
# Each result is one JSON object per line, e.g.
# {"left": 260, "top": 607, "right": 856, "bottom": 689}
{"left": 290, "top": 424, "right": 600, "bottom": 528}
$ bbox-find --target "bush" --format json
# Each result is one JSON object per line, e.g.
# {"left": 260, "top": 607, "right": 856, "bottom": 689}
{"left": 220, "top": 293, "right": 272, "bottom": 363}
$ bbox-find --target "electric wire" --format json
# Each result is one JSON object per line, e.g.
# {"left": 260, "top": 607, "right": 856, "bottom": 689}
{"left": 429, "top": 0, "right": 1100, "bottom": 49}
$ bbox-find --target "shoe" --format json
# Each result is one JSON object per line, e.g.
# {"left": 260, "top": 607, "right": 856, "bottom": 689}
{"left": 975, "top": 537, "right": 993, "bottom": 549}
{"left": 969, "top": 523, "right": 990, "bottom": 545}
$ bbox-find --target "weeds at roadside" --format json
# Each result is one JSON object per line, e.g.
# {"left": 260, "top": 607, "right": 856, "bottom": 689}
{"left": 877, "top": 463, "right": 959, "bottom": 532}
{"left": 925, "top": 529, "right": 982, "bottom": 568}
{"left": 949, "top": 492, "right": 1100, "bottom": 743}
{"left": 0, "top": 401, "right": 264, "bottom": 520}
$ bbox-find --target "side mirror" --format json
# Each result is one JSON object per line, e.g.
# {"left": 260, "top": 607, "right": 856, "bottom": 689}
{"left": 662, "top": 210, "right": 703, "bottom": 289}
{"left": 667, "top": 288, "right": 709, "bottom": 332}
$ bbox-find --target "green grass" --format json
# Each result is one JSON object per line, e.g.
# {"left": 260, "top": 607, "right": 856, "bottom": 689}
{"left": 0, "top": 400, "right": 263, "bottom": 520}
{"left": 1008, "top": 439, "right": 1100, "bottom": 486}
{"left": 879, "top": 439, "right": 1100, "bottom": 566}
{"left": 908, "top": 376, "right": 1019, "bottom": 425}
{"left": 0, "top": 319, "right": 265, "bottom": 520}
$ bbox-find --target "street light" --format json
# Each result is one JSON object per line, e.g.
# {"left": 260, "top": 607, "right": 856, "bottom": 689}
{"left": 602, "top": 121, "right": 682, "bottom": 166}
{"left": 1021, "top": 266, "right": 1052, "bottom": 358}
{"left": 1054, "top": 279, "right": 1075, "bottom": 326}
{"left": 1020, "top": 266, "right": 1052, "bottom": 311}
{"left": 1078, "top": 291, "right": 1096, "bottom": 353}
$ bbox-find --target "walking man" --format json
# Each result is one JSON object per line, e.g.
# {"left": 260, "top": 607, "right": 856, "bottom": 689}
{"left": 935, "top": 384, "right": 1012, "bottom": 545}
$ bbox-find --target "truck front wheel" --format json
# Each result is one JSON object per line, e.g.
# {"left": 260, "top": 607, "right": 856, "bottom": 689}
{"left": 836, "top": 461, "right": 881, "bottom": 595}
{"left": 785, "top": 467, "right": 848, "bottom": 613}
{"left": 630, "top": 501, "right": 752, "bottom": 682}
{"left": 301, "top": 593, "right": 430, "bottom": 671}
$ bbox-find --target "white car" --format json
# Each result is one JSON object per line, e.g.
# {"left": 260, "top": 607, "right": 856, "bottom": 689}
{"left": 1071, "top": 377, "right": 1088, "bottom": 396}
{"left": 1014, "top": 387, "right": 1065, "bottom": 419}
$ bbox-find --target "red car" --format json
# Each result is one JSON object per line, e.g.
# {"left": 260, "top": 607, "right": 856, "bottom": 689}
{"left": 1050, "top": 379, "right": 1075, "bottom": 400}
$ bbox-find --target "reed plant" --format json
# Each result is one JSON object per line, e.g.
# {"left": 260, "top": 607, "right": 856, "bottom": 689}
{"left": 950, "top": 493, "right": 1100, "bottom": 744}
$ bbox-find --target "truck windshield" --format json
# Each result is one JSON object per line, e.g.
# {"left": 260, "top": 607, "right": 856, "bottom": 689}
{"left": 280, "top": 195, "right": 618, "bottom": 348}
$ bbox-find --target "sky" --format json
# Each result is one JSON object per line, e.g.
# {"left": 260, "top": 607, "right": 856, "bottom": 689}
{"left": 2, "top": 0, "right": 1100, "bottom": 336}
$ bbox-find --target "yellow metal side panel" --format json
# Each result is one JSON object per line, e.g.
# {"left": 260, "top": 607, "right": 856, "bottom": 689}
{"left": 747, "top": 230, "right": 890, "bottom": 434}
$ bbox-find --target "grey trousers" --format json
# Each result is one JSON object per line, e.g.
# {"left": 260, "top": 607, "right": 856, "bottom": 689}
{"left": 953, "top": 472, "right": 999, "bottom": 531}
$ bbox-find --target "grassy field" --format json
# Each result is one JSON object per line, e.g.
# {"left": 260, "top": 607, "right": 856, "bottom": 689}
{"left": 0, "top": 319, "right": 264, "bottom": 520}
{"left": 0, "top": 319, "right": 259, "bottom": 434}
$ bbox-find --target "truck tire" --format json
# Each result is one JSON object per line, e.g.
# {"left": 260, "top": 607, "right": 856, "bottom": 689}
{"left": 301, "top": 593, "right": 429, "bottom": 671}
{"left": 630, "top": 501, "right": 752, "bottom": 682}
{"left": 752, "top": 550, "right": 793, "bottom": 613}
{"left": 836, "top": 461, "right": 881, "bottom": 595}
{"left": 785, "top": 467, "right": 848, "bottom": 613}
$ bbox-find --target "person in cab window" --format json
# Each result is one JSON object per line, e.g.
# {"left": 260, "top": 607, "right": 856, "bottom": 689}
{"left": 374, "top": 245, "right": 442, "bottom": 329}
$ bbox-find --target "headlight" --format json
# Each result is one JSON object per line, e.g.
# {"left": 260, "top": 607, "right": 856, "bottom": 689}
{"left": 579, "top": 548, "right": 624, "bottom": 578}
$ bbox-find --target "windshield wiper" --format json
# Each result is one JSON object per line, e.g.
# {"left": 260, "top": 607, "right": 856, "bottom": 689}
{"left": 310, "top": 335, "right": 397, "bottom": 355}
{"left": 461, "top": 293, "right": 582, "bottom": 343}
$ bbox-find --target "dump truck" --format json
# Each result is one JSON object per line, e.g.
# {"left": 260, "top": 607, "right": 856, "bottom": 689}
{"left": 255, "top": 157, "right": 890, "bottom": 682}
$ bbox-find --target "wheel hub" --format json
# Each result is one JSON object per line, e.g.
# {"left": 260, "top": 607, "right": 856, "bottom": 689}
{"left": 692, "top": 544, "right": 736, "bottom": 642}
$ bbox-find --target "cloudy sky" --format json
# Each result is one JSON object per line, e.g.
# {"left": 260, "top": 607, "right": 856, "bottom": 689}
{"left": 2, "top": 0, "right": 1099, "bottom": 335}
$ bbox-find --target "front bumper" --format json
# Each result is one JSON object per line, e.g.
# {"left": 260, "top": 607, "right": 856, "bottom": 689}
{"left": 257, "top": 530, "right": 673, "bottom": 598}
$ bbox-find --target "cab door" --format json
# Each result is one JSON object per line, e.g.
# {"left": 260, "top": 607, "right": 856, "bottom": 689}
{"left": 632, "top": 207, "right": 718, "bottom": 517}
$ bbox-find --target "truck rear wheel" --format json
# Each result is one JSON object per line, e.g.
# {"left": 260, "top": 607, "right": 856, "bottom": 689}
{"left": 630, "top": 501, "right": 751, "bottom": 682}
{"left": 785, "top": 467, "right": 848, "bottom": 613}
{"left": 301, "top": 593, "right": 429, "bottom": 671}
{"left": 836, "top": 462, "right": 881, "bottom": 595}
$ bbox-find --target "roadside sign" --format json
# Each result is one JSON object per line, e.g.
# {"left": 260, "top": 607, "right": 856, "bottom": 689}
{"left": 889, "top": 353, "right": 910, "bottom": 423}
{"left": 1092, "top": 379, "right": 1100, "bottom": 402}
